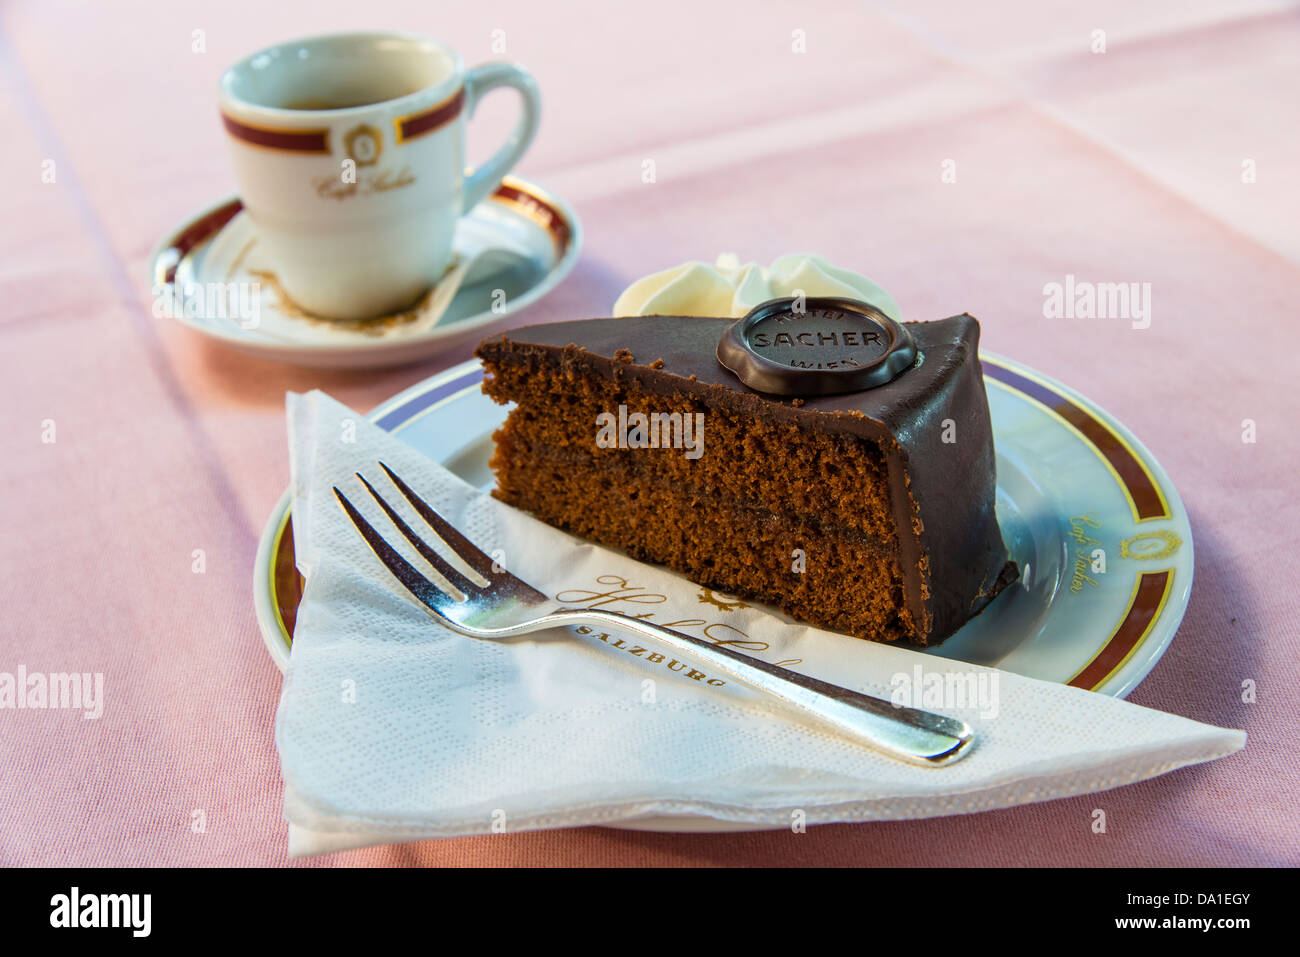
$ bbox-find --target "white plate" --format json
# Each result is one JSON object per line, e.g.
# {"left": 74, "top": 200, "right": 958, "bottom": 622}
{"left": 252, "top": 354, "right": 1194, "bottom": 831}
{"left": 149, "top": 177, "right": 581, "bottom": 369}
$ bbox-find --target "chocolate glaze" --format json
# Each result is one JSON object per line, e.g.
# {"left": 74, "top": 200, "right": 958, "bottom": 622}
{"left": 476, "top": 313, "right": 1018, "bottom": 645}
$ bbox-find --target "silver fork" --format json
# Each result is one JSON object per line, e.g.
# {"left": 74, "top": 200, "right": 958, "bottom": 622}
{"left": 333, "top": 462, "right": 975, "bottom": 766}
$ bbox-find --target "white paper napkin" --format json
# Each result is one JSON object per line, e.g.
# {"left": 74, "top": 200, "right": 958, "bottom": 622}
{"left": 277, "top": 390, "right": 1245, "bottom": 856}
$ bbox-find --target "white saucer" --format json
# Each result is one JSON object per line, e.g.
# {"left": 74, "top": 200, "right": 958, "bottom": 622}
{"left": 252, "top": 354, "right": 1194, "bottom": 832}
{"left": 150, "top": 177, "right": 581, "bottom": 369}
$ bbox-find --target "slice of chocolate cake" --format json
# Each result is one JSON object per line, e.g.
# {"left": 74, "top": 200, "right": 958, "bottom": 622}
{"left": 475, "top": 298, "right": 1016, "bottom": 645}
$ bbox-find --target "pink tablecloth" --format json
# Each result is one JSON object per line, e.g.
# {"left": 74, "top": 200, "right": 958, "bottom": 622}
{"left": 2, "top": 0, "right": 1297, "bottom": 866}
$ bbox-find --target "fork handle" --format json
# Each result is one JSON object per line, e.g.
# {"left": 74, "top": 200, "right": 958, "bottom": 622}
{"left": 565, "top": 609, "right": 974, "bottom": 766}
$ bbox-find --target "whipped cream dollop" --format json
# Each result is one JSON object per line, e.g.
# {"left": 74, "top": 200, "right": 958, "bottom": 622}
{"left": 612, "top": 253, "right": 900, "bottom": 320}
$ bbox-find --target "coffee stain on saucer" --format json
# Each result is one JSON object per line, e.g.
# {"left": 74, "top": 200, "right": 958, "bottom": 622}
{"left": 247, "top": 260, "right": 458, "bottom": 336}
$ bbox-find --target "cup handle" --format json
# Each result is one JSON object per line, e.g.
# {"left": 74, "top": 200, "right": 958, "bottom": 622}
{"left": 461, "top": 62, "right": 541, "bottom": 214}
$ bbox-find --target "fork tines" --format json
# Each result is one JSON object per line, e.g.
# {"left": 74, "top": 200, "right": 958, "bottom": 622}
{"left": 333, "top": 461, "right": 490, "bottom": 604}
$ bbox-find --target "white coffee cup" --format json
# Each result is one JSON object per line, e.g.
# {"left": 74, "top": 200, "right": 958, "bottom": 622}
{"left": 219, "top": 31, "right": 540, "bottom": 320}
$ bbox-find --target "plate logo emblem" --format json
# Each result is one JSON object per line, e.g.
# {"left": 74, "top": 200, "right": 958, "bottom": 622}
{"left": 1120, "top": 529, "right": 1182, "bottom": 561}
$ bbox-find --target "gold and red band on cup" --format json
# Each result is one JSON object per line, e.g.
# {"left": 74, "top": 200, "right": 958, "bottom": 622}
{"left": 220, "top": 87, "right": 466, "bottom": 154}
